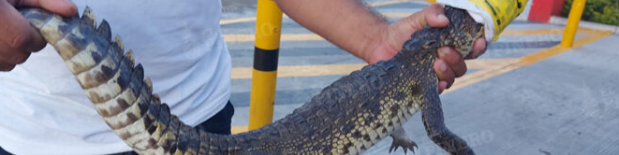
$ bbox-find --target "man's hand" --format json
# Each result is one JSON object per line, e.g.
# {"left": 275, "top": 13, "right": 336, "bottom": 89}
{"left": 276, "top": 1, "right": 487, "bottom": 92}
{"left": 365, "top": 4, "right": 487, "bottom": 93}
{"left": 0, "top": 0, "right": 76, "bottom": 71}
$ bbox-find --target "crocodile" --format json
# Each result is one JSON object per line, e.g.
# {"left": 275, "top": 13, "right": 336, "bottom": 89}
{"left": 19, "top": 5, "right": 483, "bottom": 155}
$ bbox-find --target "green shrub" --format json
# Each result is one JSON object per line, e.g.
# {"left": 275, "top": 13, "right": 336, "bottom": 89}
{"left": 562, "top": 0, "right": 619, "bottom": 26}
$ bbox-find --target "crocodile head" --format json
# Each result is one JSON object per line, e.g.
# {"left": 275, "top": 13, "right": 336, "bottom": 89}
{"left": 444, "top": 6, "right": 485, "bottom": 57}
{"left": 402, "top": 6, "right": 485, "bottom": 59}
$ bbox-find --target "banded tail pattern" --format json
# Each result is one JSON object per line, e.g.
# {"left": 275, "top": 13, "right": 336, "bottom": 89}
{"left": 20, "top": 7, "right": 221, "bottom": 154}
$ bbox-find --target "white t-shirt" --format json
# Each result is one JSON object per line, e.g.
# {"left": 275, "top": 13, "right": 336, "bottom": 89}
{"left": 0, "top": 0, "right": 231, "bottom": 154}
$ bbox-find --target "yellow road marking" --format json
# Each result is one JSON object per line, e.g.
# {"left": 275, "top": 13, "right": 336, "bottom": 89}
{"left": 464, "top": 58, "right": 520, "bottom": 69}
{"left": 231, "top": 58, "right": 518, "bottom": 79}
{"left": 445, "top": 31, "right": 612, "bottom": 94}
{"left": 220, "top": 11, "right": 420, "bottom": 25}
{"left": 225, "top": 34, "right": 322, "bottom": 42}
{"left": 500, "top": 28, "right": 599, "bottom": 35}
{"left": 218, "top": 12, "right": 422, "bottom": 42}
{"left": 224, "top": 29, "right": 595, "bottom": 42}
{"left": 232, "top": 64, "right": 361, "bottom": 79}
{"left": 220, "top": 17, "right": 257, "bottom": 25}
{"left": 444, "top": 63, "right": 520, "bottom": 94}
{"left": 519, "top": 30, "right": 612, "bottom": 66}
{"left": 232, "top": 125, "right": 248, "bottom": 134}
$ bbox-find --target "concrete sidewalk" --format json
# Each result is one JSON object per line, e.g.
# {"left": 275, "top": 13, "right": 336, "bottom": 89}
{"left": 221, "top": 0, "right": 619, "bottom": 154}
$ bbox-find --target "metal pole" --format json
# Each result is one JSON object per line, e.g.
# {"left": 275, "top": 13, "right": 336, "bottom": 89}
{"left": 561, "top": 0, "right": 587, "bottom": 47}
{"left": 248, "top": 0, "right": 283, "bottom": 130}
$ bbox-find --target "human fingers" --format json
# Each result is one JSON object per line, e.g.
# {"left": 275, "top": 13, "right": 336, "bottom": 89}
{"left": 433, "top": 59, "right": 456, "bottom": 89}
{"left": 0, "top": 49, "right": 31, "bottom": 65}
{"left": 466, "top": 38, "right": 487, "bottom": 59}
{"left": 437, "top": 47, "right": 467, "bottom": 77}
{"left": 8, "top": 0, "right": 77, "bottom": 16}
{"left": 394, "top": 4, "right": 449, "bottom": 34}
{"left": 0, "top": 0, "right": 46, "bottom": 52}
{"left": 0, "top": 62, "right": 17, "bottom": 71}
{"left": 438, "top": 81, "right": 448, "bottom": 93}
{"left": 423, "top": 4, "right": 449, "bottom": 28}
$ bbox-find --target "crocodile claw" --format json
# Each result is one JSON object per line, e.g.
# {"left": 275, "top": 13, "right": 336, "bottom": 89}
{"left": 389, "top": 138, "right": 418, "bottom": 154}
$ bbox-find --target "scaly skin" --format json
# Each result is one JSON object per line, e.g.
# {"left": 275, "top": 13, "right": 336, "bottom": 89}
{"left": 20, "top": 5, "right": 482, "bottom": 155}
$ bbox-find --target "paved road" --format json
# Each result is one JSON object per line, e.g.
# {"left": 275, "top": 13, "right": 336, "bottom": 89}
{"left": 221, "top": 0, "right": 619, "bottom": 154}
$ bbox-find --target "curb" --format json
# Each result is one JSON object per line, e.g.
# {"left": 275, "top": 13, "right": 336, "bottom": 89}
{"left": 549, "top": 16, "right": 619, "bottom": 35}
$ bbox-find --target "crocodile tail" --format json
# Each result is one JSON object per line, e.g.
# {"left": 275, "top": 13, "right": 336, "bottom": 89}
{"left": 19, "top": 7, "right": 244, "bottom": 155}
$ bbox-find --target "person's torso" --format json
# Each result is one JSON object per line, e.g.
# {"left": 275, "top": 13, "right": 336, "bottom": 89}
{"left": 0, "top": 0, "right": 231, "bottom": 154}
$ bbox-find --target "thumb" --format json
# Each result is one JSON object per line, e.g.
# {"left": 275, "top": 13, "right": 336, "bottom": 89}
{"left": 399, "top": 4, "right": 449, "bottom": 32}
{"left": 10, "top": 0, "right": 77, "bottom": 16}
{"left": 384, "top": 4, "right": 449, "bottom": 53}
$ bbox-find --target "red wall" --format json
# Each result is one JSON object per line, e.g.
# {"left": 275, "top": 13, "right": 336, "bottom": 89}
{"left": 552, "top": 0, "right": 565, "bottom": 16}
{"left": 528, "top": 0, "right": 566, "bottom": 23}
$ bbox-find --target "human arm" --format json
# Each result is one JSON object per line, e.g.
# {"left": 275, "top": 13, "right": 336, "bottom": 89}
{"left": 0, "top": 0, "right": 77, "bottom": 71}
{"left": 274, "top": 1, "right": 487, "bottom": 92}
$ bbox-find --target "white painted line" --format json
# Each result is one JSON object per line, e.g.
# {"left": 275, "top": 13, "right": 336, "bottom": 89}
{"left": 549, "top": 16, "right": 619, "bottom": 35}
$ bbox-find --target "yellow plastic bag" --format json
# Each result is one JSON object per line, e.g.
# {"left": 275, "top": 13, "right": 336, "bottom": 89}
{"left": 438, "top": 0, "right": 529, "bottom": 42}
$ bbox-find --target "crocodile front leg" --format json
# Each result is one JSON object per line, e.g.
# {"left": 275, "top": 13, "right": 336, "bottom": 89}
{"left": 421, "top": 80, "right": 474, "bottom": 155}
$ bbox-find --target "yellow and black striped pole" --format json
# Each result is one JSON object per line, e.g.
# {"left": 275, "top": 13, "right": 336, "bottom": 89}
{"left": 248, "top": 0, "right": 283, "bottom": 130}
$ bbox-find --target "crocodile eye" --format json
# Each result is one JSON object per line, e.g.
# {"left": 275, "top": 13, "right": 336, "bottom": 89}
{"left": 423, "top": 40, "right": 438, "bottom": 49}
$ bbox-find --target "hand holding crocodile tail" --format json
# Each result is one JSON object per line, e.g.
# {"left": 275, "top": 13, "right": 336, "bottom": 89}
{"left": 0, "top": 0, "right": 75, "bottom": 71}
